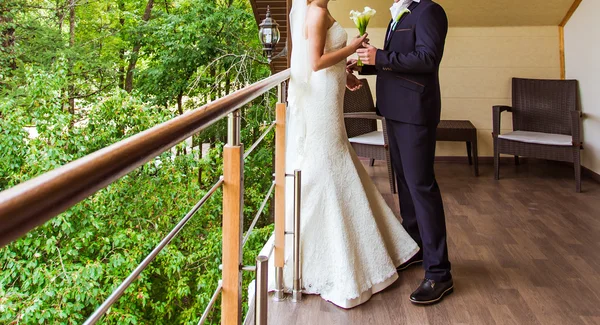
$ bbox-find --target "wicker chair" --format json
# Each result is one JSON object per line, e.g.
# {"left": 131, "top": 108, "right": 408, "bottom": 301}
{"left": 493, "top": 78, "right": 583, "bottom": 192}
{"left": 343, "top": 79, "right": 396, "bottom": 193}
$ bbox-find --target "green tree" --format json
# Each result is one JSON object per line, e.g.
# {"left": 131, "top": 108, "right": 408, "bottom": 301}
{"left": 0, "top": 0, "right": 278, "bottom": 323}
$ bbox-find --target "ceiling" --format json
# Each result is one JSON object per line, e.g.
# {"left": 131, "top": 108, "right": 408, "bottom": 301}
{"left": 329, "top": 0, "right": 576, "bottom": 28}
{"left": 249, "top": 0, "right": 577, "bottom": 72}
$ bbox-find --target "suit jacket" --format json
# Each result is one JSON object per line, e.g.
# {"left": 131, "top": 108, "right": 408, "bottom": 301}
{"left": 361, "top": 0, "right": 448, "bottom": 126}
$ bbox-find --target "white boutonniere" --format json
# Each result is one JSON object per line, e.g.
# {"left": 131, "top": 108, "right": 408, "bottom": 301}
{"left": 390, "top": 1, "right": 411, "bottom": 23}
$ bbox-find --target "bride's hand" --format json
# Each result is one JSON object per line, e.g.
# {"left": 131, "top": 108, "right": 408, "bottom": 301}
{"left": 346, "top": 59, "right": 359, "bottom": 73}
{"left": 349, "top": 33, "right": 369, "bottom": 51}
{"left": 346, "top": 72, "right": 362, "bottom": 91}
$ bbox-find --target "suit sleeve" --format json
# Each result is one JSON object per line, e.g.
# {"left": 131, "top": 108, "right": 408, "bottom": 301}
{"left": 359, "top": 64, "right": 378, "bottom": 75}
{"left": 375, "top": 4, "right": 448, "bottom": 73}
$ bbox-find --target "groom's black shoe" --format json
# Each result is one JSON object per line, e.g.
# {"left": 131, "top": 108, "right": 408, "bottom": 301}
{"left": 409, "top": 278, "right": 454, "bottom": 305}
{"left": 397, "top": 254, "right": 423, "bottom": 272}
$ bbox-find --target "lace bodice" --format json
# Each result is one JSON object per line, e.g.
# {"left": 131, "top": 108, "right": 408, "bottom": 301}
{"left": 325, "top": 22, "right": 347, "bottom": 53}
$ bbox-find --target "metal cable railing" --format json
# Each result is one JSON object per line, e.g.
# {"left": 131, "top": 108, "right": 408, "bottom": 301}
{"left": 196, "top": 128, "right": 278, "bottom": 325}
{"left": 244, "top": 121, "right": 276, "bottom": 160}
{"left": 243, "top": 181, "right": 275, "bottom": 248}
{"left": 0, "top": 69, "right": 293, "bottom": 325}
{"left": 266, "top": 241, "right": 275, "bottom": 259}
{"left": 0, "top": 69, "right": 290, "bottom": 248}
{"left": 197, "top": 280, "right": 224, "bottom": 325}
{"left": 84, "top": 177, "right": 224, "bottom": 325}
{"left": 196, "top": 96, "right": 283, "bottom": 324}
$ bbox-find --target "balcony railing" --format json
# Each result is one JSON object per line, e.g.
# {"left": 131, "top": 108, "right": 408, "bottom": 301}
{"left": 0, "top": 69, "right": 292, "bottom": 325}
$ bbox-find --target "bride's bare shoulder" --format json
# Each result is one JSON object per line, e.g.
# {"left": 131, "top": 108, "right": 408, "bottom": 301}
{"left": 306, "top": 4, "right": 328, "bottom": 29}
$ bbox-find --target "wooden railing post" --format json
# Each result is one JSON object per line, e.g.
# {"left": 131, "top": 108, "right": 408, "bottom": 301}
{"left": 273, "top": 86, "right": 287, "bottom": 300}
{"left": 222, "top": 110, "right": 243, "bottom": 325}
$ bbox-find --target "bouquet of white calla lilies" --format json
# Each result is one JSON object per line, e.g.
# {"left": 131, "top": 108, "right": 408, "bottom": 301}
{"left": 350, "top": 7, "right": 376, "bottom": 66}
{"left": 350, "top": 7, "right": 376, "bottom": 35}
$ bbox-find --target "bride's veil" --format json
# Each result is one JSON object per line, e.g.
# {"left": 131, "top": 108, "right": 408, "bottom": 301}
{"left": 286, "top": 0, "right": 311, "bottom": 171}
{"left": 282, "top": 0, "right": 312, "bottom": 265}
{"left": 289, "top": 0, "right": 312, "bottom": 86}
{"left": 286, "top": 0, "right": 312, "bottom": 171}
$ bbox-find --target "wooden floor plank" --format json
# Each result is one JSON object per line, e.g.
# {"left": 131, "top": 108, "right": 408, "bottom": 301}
{"left": 267, "top": 161, "right": 600, "bottom": 324}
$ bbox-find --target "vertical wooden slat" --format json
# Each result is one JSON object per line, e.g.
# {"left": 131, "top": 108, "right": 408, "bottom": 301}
{"left": 558, "top": 0, "right": 582, "bottom": 80}
{"left": 274, "top": 103, "right": 286, "bottom": 268}
{"left": 222, "top": 145, "right": 243, "bottom": 325}
{"left": 559, "top": 26, "right": 565, "bottom": 80}
{"left": 286, "top": 0, "right": 292, "bottom": 68}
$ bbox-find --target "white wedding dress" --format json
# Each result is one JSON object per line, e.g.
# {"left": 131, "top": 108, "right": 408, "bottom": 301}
{"left": 266, "top": 6, "right": 419, "bottom": 309}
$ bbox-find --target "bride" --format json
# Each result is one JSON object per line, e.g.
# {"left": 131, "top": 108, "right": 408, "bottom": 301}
{"left": 268, "top": 0, "right": 419, "bottom": 308}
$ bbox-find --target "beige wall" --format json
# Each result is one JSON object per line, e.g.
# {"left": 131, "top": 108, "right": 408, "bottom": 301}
{"left": 565, "top": 0, "right": 600, "bottom": 175}
{"left": 330, "top": 0, "right": 574, "bottom": 28}
{"left": 347, "top": 26, "right": 561, "bottom": 156}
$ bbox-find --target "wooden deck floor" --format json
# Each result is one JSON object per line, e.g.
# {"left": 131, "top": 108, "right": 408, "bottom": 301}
{"left": 267, "top": 160, "right": 600, "bottom": 325}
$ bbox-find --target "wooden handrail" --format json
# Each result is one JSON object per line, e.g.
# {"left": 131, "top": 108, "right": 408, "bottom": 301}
{"left": 0, "top": 69, "right": 291, "bottom": 248}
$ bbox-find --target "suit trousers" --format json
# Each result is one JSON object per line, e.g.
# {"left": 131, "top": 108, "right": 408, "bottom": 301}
{"left": 386, "top": 118, "right": 451, "bottom": 281}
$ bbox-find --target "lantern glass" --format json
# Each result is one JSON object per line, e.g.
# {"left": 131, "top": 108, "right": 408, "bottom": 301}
{"left": 260, "top": 27, "right": 271, "bottom": 45}
{"left": 259, "top": 25, "right": 279, "bottom": 47}
{"left": 272, "top": 27, "right": 280, "bottom": 44}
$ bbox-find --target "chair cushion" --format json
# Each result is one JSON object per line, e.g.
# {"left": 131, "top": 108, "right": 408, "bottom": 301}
{"left": 498, "top": 131, "right": 572, "bottom": 146}
{"left": 349, "top": 131, "right": 385, "bottom": 146}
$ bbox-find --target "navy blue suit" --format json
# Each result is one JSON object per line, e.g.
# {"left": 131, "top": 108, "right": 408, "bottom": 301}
{"left": 361, "top": 0, "right": 451, "bottom": 281}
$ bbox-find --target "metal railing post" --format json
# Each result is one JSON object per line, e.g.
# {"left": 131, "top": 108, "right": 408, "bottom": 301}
{"left": 273, "top": 99, "right": 286, "bottom": 301}
{"left": 255, "top": 255, "right": 269, "bottom": 325}
{"left": 222, "top": 110, "right": 244, "bottom": 325}
{"left": 277, "top": 81, "right": 287, "bottom": 104}
{"left": 292, "top": 169, "right": 302, "bottom": 303}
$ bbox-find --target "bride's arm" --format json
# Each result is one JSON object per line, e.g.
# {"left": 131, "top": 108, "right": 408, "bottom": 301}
{"left": 307, "top": 7, "right": 367, "bottom": 72}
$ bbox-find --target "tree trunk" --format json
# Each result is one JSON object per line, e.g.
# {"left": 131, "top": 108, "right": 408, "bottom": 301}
{"left": 118, "top": 0, "right": 126, "bottom": 89}
{"left": 67, "top": 0, "right": 76, "bottom": 114}
{"left": 177, "top": 91, "right": 186, "bottom": 155}
{"left": 209, "top": 67, "right": 216, "bottom": 101}
{"left": 1, "top": 5, "right": 16, "bottom": 70}
{"left": 225, "top": 72, "right": 231, "bottom": 95}
{"left": 124, "top": 0, "right": 154, "bottom": 93}
{"left": 57, "top": 2, "right": 64, "bottom": 31}
{"left": 177, "top": 91, "right": 183, "bottom": 115}
{"left": 218, "top": 67, "right": 223, "bottom": 99}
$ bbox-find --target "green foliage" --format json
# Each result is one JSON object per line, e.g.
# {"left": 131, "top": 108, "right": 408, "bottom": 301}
{"left": 0, "top": 0, "right": 277, "bottom": 323}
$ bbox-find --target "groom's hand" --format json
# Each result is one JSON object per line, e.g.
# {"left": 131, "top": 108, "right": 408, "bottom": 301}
{"left": 356, "top": 43, "right": 378, "bottom": 66}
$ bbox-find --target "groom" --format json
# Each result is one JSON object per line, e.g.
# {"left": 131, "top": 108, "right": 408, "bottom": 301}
{"left": 348, "top": 0, "right": 452, "bottom": 304}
